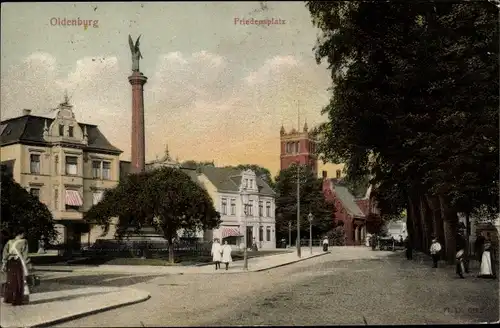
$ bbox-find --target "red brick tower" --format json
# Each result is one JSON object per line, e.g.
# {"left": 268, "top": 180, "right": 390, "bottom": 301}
{"left": 280, "top": 121, "right": 318, "bottom": 175}
{"left": 128, "top": 71, "right": 148, "bottom": 173}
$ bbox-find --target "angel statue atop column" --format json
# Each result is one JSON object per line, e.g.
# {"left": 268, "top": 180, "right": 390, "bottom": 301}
{"left": 129, "top": 34, "right": 143, "bottom": 72}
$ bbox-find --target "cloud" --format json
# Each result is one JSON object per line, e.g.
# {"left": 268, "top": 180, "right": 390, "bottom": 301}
{"left": 1, "top": 51, "right": 332, "bottom": 174}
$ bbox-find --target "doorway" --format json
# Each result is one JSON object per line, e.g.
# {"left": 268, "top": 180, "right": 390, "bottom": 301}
{"left": 246, "top": 226, "right": 253, "bottom": 249}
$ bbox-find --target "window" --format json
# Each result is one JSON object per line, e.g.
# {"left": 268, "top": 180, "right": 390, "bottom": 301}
{"left": 295, "top": 142, "right": 299, "bottom": 153}
{"left": 336, "top": 170, "right": 341, "bottom": 179}
{"left": 259, "top": 226, "right": 264, "bottom": 242}
{"left": 30, "top": 154, "right": 40, "bottom": 174}
{"left": 266, "top": 201, "right": 271, "bottom": 217}
{"left": 92, "top": 191, "right": 103, "bottom": 205}
{"left": 259, "top": 201, "right": 263, "bottom": 217}
{"left": 266, "top": 226, "right": 271, "bottom": 241}
{"left": 54, "top": 189, "right": 59, "bottom": 209}
{"left": 68, "top": 126, "right": 74, "bottom": 137}
{"left": 92, "top": 161, "right": 101, "bottom": 178}
{"left": 65, "top": 156, "right": 78, "bottom": 175}
{"left": 230, "top": 199, "right": 236, "bottom": 215}
{"left": 248, "top": 200, "right": 254, "bottom": 216}
{"left": 221, "top": 198, "right": 227, "bottom": 215}
{"left": 54, "top": 155, "right": 59, "bottom": 174}
{"left": 30, "top": 188, "right": 40, "bottom": 199}
{"left": 59, "top": 124, "right": 64, "bottom": 136}
{"left": 244, "top": 179, "right": 248, "bottom": 188}
{"left": 102, "top": 161, "right": 111, "bottom": 180}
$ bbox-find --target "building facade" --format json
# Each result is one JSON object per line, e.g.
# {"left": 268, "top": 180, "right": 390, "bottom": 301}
{"left": 197, "top": 166, "right": 277, "bottom": 250}
{"left": 280, "top": 123, "right": 318, "bottom": 175}
{"left": 322, "top": 172, "right": 370, "bottom": 246}
{"left": 0, "top": 97, "right": 122, "bottom": 248}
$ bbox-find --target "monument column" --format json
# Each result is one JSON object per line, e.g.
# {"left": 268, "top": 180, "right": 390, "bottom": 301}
{"left": 128, "top": 34, "right": 147, "bottom": 173}
{"left": 128, "top": 72, "right": 147, "bottom": 173}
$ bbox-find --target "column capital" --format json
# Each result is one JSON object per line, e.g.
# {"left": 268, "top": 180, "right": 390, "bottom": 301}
{"left": 128, "top": 73, "right": 148, "bottom": 85}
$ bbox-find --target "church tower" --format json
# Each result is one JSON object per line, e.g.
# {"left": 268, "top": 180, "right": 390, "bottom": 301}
{"left": 280, "top": 121, "right": 318, "bottom": 175}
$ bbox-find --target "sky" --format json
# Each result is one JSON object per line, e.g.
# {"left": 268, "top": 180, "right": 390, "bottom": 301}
{"left": 1, "top": 2, "right": 344, "bottom": 177}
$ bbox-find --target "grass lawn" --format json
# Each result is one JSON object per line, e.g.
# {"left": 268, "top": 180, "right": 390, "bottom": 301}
{"left": 64, "top": 249, "right": 291, "bottom": 266}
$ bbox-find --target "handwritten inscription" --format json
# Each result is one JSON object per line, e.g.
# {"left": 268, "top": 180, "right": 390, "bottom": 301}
{"left": 444, "top": 307, "right": 483, "bottom": 315}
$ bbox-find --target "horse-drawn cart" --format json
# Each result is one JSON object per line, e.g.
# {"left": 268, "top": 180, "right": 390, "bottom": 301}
{"left": 378, "top": 237, "right": 396, "bottom": 251}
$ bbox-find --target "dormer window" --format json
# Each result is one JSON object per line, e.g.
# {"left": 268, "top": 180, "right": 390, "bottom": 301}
{"left": 244, "top": 179, "right": 248, "bottom": 188}
{"left": 59, "top": 124, "right": 64, "bottom": 136}
{"left": 68, "top": 126, "right": 74, "bottom": 137}
{"left": 250, "top": 179, "right": 254, "bottom": 189}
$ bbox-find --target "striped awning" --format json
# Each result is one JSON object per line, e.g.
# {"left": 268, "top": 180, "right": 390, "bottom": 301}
{"left": 222, "top": 227, "right": 242, "bottom": 238}
{"left": 65, "top": 190, "right": 83, "bottom": 207}
{"left": 92, "top": 191, "right": 104, "bottom": 205}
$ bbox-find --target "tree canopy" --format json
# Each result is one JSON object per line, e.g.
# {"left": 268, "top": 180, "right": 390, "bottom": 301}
{"left": 306, "top": 1, "right": 499, "bottom": 262}
{"left": 181, "top": 160, "right": 275, "bottom": 189}
{"left": 274, "top": 164, "right": 335, "bottom": 241}
{"left": 85, "top": 167, "right": 221, "bottom": 262}
{"left": 224, "top": 164, "right": 274, "bottom": 189}
{"left": 0, "top": 169, "right": 57, "bottom": 246}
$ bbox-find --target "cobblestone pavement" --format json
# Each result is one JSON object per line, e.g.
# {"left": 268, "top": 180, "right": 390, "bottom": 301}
{"left": 51, "top": 250, "right": 498, "bottom": 327}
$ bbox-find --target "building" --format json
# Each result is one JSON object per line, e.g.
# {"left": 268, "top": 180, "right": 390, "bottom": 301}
{"left": 0, "top": 96, "right": 122, "bottom": 248}
{"left": 322, "top": 174, "right": 367, "bottom": 245}
{"left": 197, "top": 166, "right": 276, "bottom": 249}
{"left": 280, "top": 123, "right": 318, "bottom": 175}
{"left": 118, "top": 150, "right": 277, "bottom": 249}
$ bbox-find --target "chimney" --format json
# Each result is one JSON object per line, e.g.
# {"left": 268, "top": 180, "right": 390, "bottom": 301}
{"left": 322, "top": 170, "right": 328, "bottom": 179}
{"left": 23, "top": 109, "right": 32, "bottom": 116}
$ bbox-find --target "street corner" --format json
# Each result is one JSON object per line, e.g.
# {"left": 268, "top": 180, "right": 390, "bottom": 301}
{"left": 0, "top": 287, "right": 150, "bottom": 328}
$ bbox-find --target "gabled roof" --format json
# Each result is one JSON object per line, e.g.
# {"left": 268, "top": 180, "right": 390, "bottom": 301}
{"left": 332, "top": 183, "right": 365, "bottom": 218}
{"left": 0, "top": 114, "right": 122, "bottom": 154}
{"left": 199, "top": 166, "right": 275, "bottom": 196}
{"left": 119, "top": 160, "right": 199, "bottom": 184}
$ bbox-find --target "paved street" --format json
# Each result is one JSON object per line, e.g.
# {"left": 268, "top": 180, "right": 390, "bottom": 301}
{"left": 49, "top": 249, "right": 498, "bottom": 326}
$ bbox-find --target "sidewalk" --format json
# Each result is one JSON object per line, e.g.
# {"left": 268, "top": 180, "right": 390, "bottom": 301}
{"left": 35, "top": 247, "right": 330, "bottom": 275}
{"left": 0, "top": 287, "right": 150, "bottom": 328}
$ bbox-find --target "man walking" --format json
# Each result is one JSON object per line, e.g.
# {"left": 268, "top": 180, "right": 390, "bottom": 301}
{"left": 404, "top": 236, "right": 412, "bottom": 260}
{"left": 456, "top": 230, "right": 467, "bottom": 278}
{"left": 430, "top": 237, "right": 442, "bottom": 268}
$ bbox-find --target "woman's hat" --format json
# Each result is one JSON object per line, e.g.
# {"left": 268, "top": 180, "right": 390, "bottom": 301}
{"left": 456, "top": 250, "right": 464, "bottom": 258}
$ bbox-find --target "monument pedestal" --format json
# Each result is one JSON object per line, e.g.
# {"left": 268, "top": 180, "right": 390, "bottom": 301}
{"left": 128, "top": 71, "right": 148, "bottom": 173}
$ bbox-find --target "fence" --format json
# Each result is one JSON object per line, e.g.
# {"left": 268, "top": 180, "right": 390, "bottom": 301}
{"left": 56, "top": 239, "right": 213, "bottom": 258}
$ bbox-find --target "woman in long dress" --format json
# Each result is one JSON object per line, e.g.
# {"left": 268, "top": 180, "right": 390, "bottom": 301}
{"left": 1, "top": 228, "right": 30, "bottom": 305}
{"left": 221, "top": 241, "right": 233, "bottom": 271}
{"left": 211, "top": 239, "right": 222, "bottom": 270}
{"left": 479, "top": 241, "right": 495, "bottom": 279}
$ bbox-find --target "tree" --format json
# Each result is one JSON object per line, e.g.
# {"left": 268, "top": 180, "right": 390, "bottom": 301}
{"left": 274, "top": 164, "right": 335, "bottom": 242}
{"left": 0, "top": 170, "right": 58, "bottom": 249}
{"left": 306, "top": 1, "right": 498, "bottom": 263}
{"left": 85, "top": 167, "right": 221, "bottom": 263}
{"left": 223, "top": 164, "right": 275, "bottom": 189}
{"left": 181, "top": 160, "right": 215, "bottom": 169}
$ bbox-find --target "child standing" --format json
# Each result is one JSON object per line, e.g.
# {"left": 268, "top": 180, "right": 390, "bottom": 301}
{"left": 430, "top": 238, "right": 442, "bottom": 268}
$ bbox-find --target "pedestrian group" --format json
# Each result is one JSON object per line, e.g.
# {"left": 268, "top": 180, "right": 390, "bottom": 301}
{"left": 211, "top": 239, "right": 232, "bottom": 271}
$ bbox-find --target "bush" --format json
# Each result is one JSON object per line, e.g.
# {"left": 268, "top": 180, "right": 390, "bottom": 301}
{"left": 328, "top": 226, "right": 346, "bottom": 246}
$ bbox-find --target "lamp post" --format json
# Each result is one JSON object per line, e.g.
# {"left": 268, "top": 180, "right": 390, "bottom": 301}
{"left": 296, "top": 163, "right": 301, "bottom": 258}
{"left": 308, "top": 213, "right": 313, "bottom": 255}
{"left": 241, "top": 188, "right": 249, "bottom": 270}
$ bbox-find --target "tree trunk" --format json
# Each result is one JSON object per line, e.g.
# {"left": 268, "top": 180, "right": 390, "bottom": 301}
{"left": 164, "top": 231, "right": 175, "bottom": 264}
{"left": 427, "top": 195, "right": 444, "bottom": 250}
{"left": 439, "top": 195, "right": 458, "bottom": 264}
{"left": 465, "top": 212, "right": 471, "bottom": 271}
{"left": 408, "top": 196, "right": 422, "bottom": 251}
{"left": 419, "top": 195, "right": 431, "bottom": 253}
{"left": 406, "top": 204, "right": 415, "bottom": 249}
